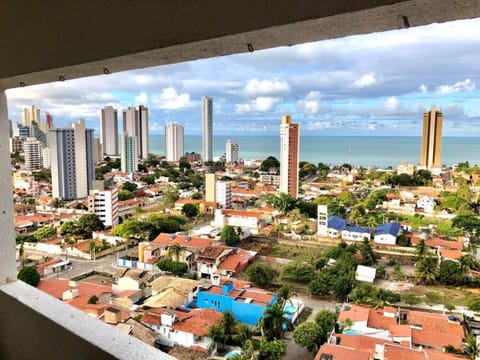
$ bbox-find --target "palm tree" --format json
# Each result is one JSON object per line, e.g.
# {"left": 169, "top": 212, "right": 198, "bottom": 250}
{"left": 415, "top": 238, "right": 428, "bottom": 260}
{"left": 232, "top": 323, "right": 253, "bottom": 345}
{"left": 414, "top": 257, "right": 437, "bottom": 285}
{"left": 359, "top": 237, "right": 377, "bottom": 266}
{"left": 259, "top": 302, "right": 292, "bottom": 341}
{"left": 277, "top": 284, "right": 297, "bottom": 307}
{"left": 460, "top": 254, "right": 478, "bottom": 272}
{"left": 221, "top": 311, "right": 238, "bottom": 339}
{"left": 166, "top": 242, "right": 187, "bottom": 262}
{"left": 464, "top": 336, "right": 480, "bottom": 360}
{"left": 208, "top": 324, "right": 226, "bottom": 352}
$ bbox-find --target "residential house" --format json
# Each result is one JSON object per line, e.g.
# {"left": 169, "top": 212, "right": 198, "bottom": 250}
{"left": 326, "top": 216, "right": 347, "bottom": 238}
{"left": 374, "top": 222, "right": 401, "bottom": 245}
{"left": 141, "top": 307, "right": 222, "bottom": 352}
{"left": 341, "top": 226, "right": 372, "bottom": 241}
{"left": 417, "top": 195, "right": 436, "bottom": 213}
{"left": 355, "top": 265, "right": 376, "bottom": 283}
{"left": 142, "top": 276, "right": 199, "bottom": 309}
{"left": 196, "top": 280, "right": 277, "bottom": 325}
{"left": 214, "top": 209, "right": 265, "bottom": 235}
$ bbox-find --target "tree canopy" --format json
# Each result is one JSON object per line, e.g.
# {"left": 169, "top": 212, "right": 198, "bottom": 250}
{"left": 220, "top": 225, "right": 241, "bottom": 247}
{"left": 18, "top": 266, "right": 40, "bottom": 287}
{"left": 245, "top": 263, "right": 278, "bottom": 288}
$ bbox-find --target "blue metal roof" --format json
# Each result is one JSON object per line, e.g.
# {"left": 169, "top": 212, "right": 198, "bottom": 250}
{"left": 375, "top": 222, "right": 401, "bottom": 236}
{"left": 328, "top": 216, "right": 347, "bottom": 231}
{"left": 345, "top": 226, "right": 371, "bottom": 234}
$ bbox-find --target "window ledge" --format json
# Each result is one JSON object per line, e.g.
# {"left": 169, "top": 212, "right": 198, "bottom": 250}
{"left": 0, "top": 280, "right": 173, "bottom": 360}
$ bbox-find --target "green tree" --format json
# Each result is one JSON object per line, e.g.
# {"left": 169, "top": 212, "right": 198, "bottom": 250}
{"left": 163, "top": 184, "right": 179, "bottom": 209}
{"left": 267, "top": 192, "right": 296, "bottom": 216}
{"left": 260, "top": 156, "right": 280, "bottom": 172}
{"left": 232, "top": 323, "right": 253, "bottom": 345}
{"left": 118, "top": 190, "right": 135, "bottom": 201}
{"left": 438, "top": 260, "right": 465, "bottom": 285}
{"left": 156, "top": 259, "right": 188, "bottom": 276}
{"left": 277, "top": 285, "right": 296, "bottom": 307}
{"left": 208, "top": 324, "right": 227, "bottom": 351}
{"left": 245, "top": 263, "right": 278, "bottom": 288}
{"left": 333, "top": 275, "right": 356, "bottom": 301}
{"left": 314, "top": 309, "right": 337, "bottom": 345}
{"left": 317, "top": 163, "right": 330, "bottom": 180}
{"left": 166, "top": 242, "right": 187, "bottom": 262}
{"left": 281, "top": 262, "right": 316, "bottom": 284}
{"left": 464, "top": 336, "right": 480, "bottom": 360}
{"left": 220, "top": 311, "right": 238, "bottom": 339}
{"left": 122, "top": 181, "right": 138, "bottom": 192}
{"left": 293, "top": 322, "right": 322, "bottom": 352}
{"left": 415, "top": 257, "right": 438, "bottom": 285}
{"left": 467, "top": 297, "right": 480, "bottom": 312}
{"left": 59, "top": 221, "right": 77, "bottom": 236}
{"left": 181, "top": 203, "right": 198, "bottom": 218}
{"left": 88, "top": 295, "right": 99, "bottom": 304}
{"left": 259, "top": 339, "right": 287, "bottom": 360}
{"left": 337, "top": 191, "right": 357, "bottom": 207}
{"left": 77, "top": 213, "right": 105, "bottom": 238}
{"left": 259, "top": 303, "right": 291, "bottom": 341}
{"left": 359, "top": 238, "right": 376, "bottom": 266}
{"left": 112, "top": 219, "right": 148, "bottom": 239}
{"left": 415, "top": 238, "right": 429, "bottom": 260}
{"left": 140, "top": 174, "right": 155, "bottom": 185}
{"left": 220, "top": 225, "right": 241, "bottom": 247}
{"left": 34, "top": 226, "right": 57, "bottom": 241}
{"left": 17, "top": 266, "right": 40, "bottom": 287}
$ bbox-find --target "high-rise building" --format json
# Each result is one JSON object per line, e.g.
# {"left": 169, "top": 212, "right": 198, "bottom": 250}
{"left": 12, "top": 122, "right": 30, "bottom": 138}
{"left": 88, "top": 186, "right": 119, "bottom": 228}
{"left": 121, "top": 132, "right": 138, "bottom": 173}
{"left": 122, "top": 105, "right": 149, "bottom": 160}
{"left": 165, "top": 123, "right": 184, "bottom": 162}
{"left": 201, "top": 96, "right": 213, "bottom": 162}
{"left": 93, "top": 138, "right": 103, "bottom": 165}
{"left": 49, "top": 120, "right": 95, "bottom": 200}
{"left": 21, "top": 106, "right": 40, "bottom": 127}
{"left": 22, "top": 106, "right": 47, "bottom": 144}
{"left": 279, "top": 115, "right": 300, "bottom": 198}
{"left": 23, "top": 137, "right": 42, "bottom": 170}
{"left": 420, "top": 105, "right": 443, "bottom": 169}
{"left": 100, "top": 106, "right": 118, "bottom": 156}
{"left": 42, "top": 147, "right": 51, "bottom": 169}
{"left": 226, "top": 139, "right": 239, "bottom": 163}
{"left": 9, "top": 136, "right": 24, "bottom": 153}
{"left": 205, "top": 173, "right": 216, "bottom": 202}
{"left": 216, "top": 181, "right": 232, "bottom": 208}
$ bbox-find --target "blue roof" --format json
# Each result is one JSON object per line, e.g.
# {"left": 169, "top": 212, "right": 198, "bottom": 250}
{"left": 345, "top": 226, "right": 371, "bottom": 234}
{"left": 375, "top": 222, "right": 401, "bottom": 236}
{"left": 328, "top": 216, "right": 347, "bottom": 231}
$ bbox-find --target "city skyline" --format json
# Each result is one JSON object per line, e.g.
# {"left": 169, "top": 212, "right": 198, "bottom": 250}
{"left": 5, "top": 18, "right": 480, "bottom": 137}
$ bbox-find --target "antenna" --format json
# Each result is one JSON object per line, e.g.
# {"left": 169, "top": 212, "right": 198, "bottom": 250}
{"left": 348, "top": 147, "right": 352, "bottom": 166}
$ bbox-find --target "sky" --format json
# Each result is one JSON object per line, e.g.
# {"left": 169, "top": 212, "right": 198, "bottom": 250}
{"left": 6, "top": 18, "right": 480, "bottom": 137}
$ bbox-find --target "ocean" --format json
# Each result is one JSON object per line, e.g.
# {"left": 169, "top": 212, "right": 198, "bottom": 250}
{"left": 149, "top": 135, "right": 480, "bottom": 169}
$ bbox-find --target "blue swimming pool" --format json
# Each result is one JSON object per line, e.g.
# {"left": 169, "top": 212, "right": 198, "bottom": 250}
{"left": 343, "top": 330, "right": 361, "bottom": 335}
{"left": 284, "top": 304, "right": 297, "bottom": 313}
{"left": 225, "top": 350, "right": 241, "bottom": 359}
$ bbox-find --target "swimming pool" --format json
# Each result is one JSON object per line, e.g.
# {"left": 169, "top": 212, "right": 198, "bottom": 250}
{"left": 284, "top": 304, "right": 297, "bottom": 313}
{"left": 225, "top": 350, "right": 241, "bottom": 359}
{"left": 343, "top": 330, "right": 362, "bottom": 335}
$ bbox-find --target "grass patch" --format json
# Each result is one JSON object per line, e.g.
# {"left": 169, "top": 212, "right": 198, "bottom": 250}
{"left": 268, "top": 243, "right": 324, "bottom": 261}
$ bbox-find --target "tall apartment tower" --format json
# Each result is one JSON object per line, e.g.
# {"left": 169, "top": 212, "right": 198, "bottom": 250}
{"left": 122, "top": 105, "right": 149, "bottom": 160}
{"left": 165, "top": 123, "right": 184, "bottom": 162}
{"left": 49, "top": 120, "right": 94, "bottom": 200}
{"left": 226, "top": 139, "right": 239, "bottom": 163}
{"left": 202, "top": 96, "right": 213, "bottom": 162}
{"left": 21, "top": 106, "right": 40, "bottom": 127}
{"left": 100, "top": 106, "right": 118, "bottom": 156}
{"left": 23, "top": 137, "right": 42, "bottom": 170}
{"left": 121, "top": 132, "right": 138, "bottom": 173}
{"left": 279, "top": 115, "right": 300, "bottom": 198}
{"left": 420, "top": 105, "right": 443, "bottom": 169}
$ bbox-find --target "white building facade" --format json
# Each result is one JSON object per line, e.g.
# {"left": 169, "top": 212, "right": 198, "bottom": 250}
{"left": 216, "top": 181, "right": 232, "bottom": 208}
{"left": 100, "top": 106, "right": 118, "bottom": 156}
{"left": 23, "top": 137, "right": 42, "bottom": 170}
{"left": 201, "top": 96, "right": 213, "bottom": 162}
{"left": 165, "top": 123, "right": 184, "bottom": 162}
{"left": 225, "top": 139, "right": 239, "bottom": 163}
{"left": 88, "top": 187, "right": 119, "bottom": 228}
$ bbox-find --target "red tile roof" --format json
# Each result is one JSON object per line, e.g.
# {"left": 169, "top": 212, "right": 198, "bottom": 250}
{"left": 408, "top": 311, "right": 464, "bottom": 349}
{"left": 152, "top": 233, "right": 217, "bottom": 250}
{"left": 37, "top": 279, "right": 112, "bottom": 300}
{"left": 338, "top": 304, "right": 370, "bottom": 322}
{"left": 383, "top": 346, "right": 427, "bottom": 360}
{"left": 440, "top": 248, "right": 463, "bottom": 260}
{"left": 390, "top": 324, "right": 412, "bottom": 338}
{"left": 367, "top": 308, "right": 397, "bottom": 330}
{"left": 222, "top": 209, "right": 262, "bottom": 218}
{"left": 314, "top": 344, "right": 371, "bottom": 360}
{"left": 171, "top": 308, "right": 222, "bottom": 336}
{"left": 339, "top": 334, "right": 393, "bottom": 350}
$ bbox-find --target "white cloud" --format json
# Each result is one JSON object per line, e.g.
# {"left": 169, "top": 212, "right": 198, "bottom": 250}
{"left": 243, "top": 78, "right": 290, "bottom": 97}
{"left": 419, "top": 84, "right": 428, "bottom": 93}
{"left": 352, "top": 72, "right": 382, "bottom": 88}
{"left": 235, "top": 97, "right": 281, "bottom": 113}
{"left": 135, "top": 92, "right": 148, "bottom": 106}
{"left": 383, "top": 96, "right": 401, "bottom": 113}
{"left": 151, "top": 87, "right": 194, "bottom": 110}
{"left": 436, "top": 78, "right": 475, "bottom": 94}
{"left": 296, "top": 91, "right": 321, "bottom": 114}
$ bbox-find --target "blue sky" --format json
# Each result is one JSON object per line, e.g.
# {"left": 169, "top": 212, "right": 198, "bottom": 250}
{"left": 6, "top": 18, "right": 480, "bottom": 137}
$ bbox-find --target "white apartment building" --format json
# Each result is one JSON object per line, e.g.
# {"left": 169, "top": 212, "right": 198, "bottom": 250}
{"left": 42, "top": 148, "right": 51, "bottom": 168}
{"left": 165, "top": 123, "right": 184, "bottom": 162}
{"left": 216, "top": 181, "right": 232, "bottom": 208}
{"left": 23, "top": 137, "right": 42, "bottom": 170}
{"left": 225, "top": 139, "right": 239, "bottom": 163}
{"left": 88, "top": 187, "right": 119, "bottom": 228}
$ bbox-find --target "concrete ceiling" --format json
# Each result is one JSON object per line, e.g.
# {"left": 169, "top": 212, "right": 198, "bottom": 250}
{"left": 1, "top": 0, "right": 479, "bottom": 90}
